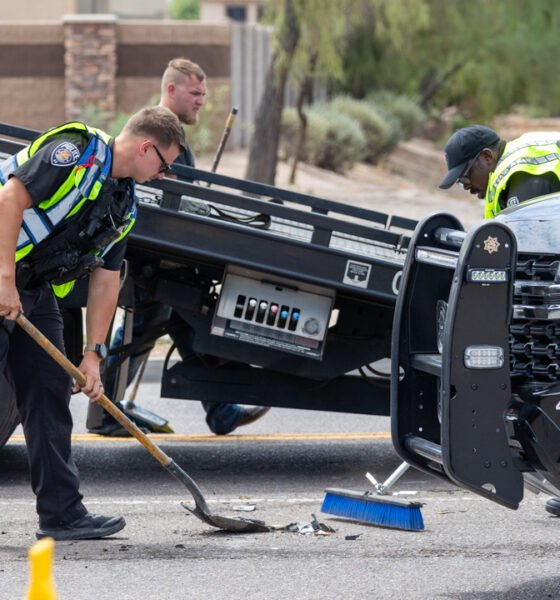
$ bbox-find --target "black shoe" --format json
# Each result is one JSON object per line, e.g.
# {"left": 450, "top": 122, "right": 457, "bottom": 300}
{"left": 234, "top": 406, "right": 271, "bottom": 430}
{"left": 88, "top": 421, "right": 148, "bottom": 437}
{"left": 36, "top": 513, "right": 126, "bottom": 541}
{"left": 545, "top": 497, "right": 560, "bottom": 516}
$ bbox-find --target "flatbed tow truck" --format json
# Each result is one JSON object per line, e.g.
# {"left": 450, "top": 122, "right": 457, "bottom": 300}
{"left": 0, "top": 122, "right": 416, "bottom": 448}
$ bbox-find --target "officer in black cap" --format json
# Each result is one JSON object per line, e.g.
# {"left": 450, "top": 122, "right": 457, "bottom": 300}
{"left": 440, "top": 125, "right": 560, "bottom": 218}
{"left": 439, "top": 125, "right": 501, "bottom": 196}
{"left": 440, "top": 124, "right": 560, "bottom": 518}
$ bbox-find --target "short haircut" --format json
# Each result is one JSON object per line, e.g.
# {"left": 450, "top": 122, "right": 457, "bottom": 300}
{"left": 161, "top": 58, "right": 206, "bottom": 90}
{"left": 122, "top": 106, "right": 186, "bottom": 151}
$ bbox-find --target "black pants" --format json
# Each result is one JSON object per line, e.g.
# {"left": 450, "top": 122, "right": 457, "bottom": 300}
{"left": 1, "top": 285, "right": 87, "bottom": 528}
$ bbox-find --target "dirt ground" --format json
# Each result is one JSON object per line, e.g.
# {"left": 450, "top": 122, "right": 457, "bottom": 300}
{"left": 197, "top": 139, "right": 482, "bottom": 231}
{"left": 197, "top": 115, "right": 560, "bottom": 233}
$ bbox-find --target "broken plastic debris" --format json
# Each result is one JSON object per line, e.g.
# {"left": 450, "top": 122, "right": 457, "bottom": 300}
{"left": 287, "top": 522, "right": 315, "bottom": 535}
{"left": 282, "top": 515, "right": 336, "bottom": 535}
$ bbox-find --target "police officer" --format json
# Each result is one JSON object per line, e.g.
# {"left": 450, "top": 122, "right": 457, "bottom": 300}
{"left": 94, "top": 58, "right": 270, "bottom": 437}
{"left": 0, "top": 106, "right": 185, "bottom": 540}
{"left": 439, "top": 124, "right": 560, "bottom": 216}
{"left": 440, "top": 124, "right": 560, "bottom": 518}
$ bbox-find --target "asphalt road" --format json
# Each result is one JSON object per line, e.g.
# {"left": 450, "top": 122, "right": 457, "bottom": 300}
{"left": 1, "top": 359, "right": 560, "bottom": 600}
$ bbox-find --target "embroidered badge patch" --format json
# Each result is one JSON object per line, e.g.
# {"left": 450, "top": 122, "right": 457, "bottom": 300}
{"left": 50, "top": 142, "right": 80, "bottom": 167}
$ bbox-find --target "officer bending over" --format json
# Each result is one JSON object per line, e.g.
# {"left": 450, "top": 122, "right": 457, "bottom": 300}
{"left": 0, "top": 106, "right": 185, "bottom": 540}
{"left": 440, "top": 124, "right": 560, "bottom": 517}
{"left": 439, "top": 124, "right": 560, "bottom": 217}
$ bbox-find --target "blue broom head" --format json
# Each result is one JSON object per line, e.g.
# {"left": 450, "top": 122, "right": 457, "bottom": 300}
{"left": 321, "top": 488, "right": 424, "bottom": 532}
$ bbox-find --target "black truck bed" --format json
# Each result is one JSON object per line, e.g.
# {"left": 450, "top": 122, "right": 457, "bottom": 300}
{"left": 0, "top": 122, "right": 417, "bottom": 418}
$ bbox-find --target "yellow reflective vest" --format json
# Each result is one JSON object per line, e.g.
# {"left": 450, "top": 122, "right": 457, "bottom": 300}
{"left": 0, "top": 122, "right": 136, "bottom": 297}
{"left": 484, "top": 132, "right": 560, "bottom": 219}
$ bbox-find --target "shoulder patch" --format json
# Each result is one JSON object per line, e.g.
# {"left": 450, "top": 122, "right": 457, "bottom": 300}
{"left": 50, "top": 141, "right": 80, "bottom": 167}
{"left": 507, "top": 196, "right": 520, "bottom": 207}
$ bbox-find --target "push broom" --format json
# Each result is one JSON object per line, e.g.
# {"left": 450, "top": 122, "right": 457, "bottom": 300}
{"left": 321, "top": 462, "right": 424, "bottom": 531}
{"left": 16, "top": 313, "right": 270, "bottom": 534}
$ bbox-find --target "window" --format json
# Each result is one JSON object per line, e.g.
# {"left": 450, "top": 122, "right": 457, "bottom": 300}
{"left": 226, "top": 6, "right": 247, "bottom": 22}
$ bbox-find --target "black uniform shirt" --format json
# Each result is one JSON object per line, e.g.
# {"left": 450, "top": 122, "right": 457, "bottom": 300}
{"left": 11, "top": 131, "right": 129, "bottom": 271}
{"left": 500, "top": 170, "right": 560, "bottom": 211}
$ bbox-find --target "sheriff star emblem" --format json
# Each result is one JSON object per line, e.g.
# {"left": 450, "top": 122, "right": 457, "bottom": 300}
{"left": 483, "top": 236, "right": 500, "bottom": 254}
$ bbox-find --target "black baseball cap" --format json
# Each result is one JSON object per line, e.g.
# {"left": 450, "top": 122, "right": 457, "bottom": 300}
{"left": 439, "top": 125, "right": 500, "bottom": 189}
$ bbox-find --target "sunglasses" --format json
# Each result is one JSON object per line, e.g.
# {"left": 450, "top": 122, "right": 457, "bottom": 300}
{"left": 152, "top": 144, "right": 171, "bottom": 174}
{"left": 456, "top": 151, "right": 482, "bottom": 187}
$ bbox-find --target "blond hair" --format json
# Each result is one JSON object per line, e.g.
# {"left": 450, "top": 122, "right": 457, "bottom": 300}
{"left": 161, "top": 58, "right": 206, "bottom": 91}
{"left": 122, "top": 106, "right": 185, "bottom": 150}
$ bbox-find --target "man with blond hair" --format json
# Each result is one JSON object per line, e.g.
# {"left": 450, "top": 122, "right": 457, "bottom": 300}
{"left": 96, "top": 59, "right": 270, "bottom": 437}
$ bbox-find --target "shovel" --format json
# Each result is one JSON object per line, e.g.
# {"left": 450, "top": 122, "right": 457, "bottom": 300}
{"left": 15, "top": 313, "right": 269, "bottom": 534}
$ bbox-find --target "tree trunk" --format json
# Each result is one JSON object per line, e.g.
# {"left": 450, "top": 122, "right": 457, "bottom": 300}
{"left": 419, "top": 61, "right": 464, "bottom": 109}
{"left": 289, "top": 54, "right": 317, "bottom": 184}
{"left": 245, "top": 0, "right": 299, "bottom": 185}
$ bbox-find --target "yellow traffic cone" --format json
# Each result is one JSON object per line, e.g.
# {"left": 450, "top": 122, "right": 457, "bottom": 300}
{"left": 24, "top": 537, "right": 57, "bottom": 600}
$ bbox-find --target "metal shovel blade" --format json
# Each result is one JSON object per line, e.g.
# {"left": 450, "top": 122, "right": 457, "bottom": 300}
{"left": 181, "top": 502, "right": 270, "bottom": 533}
{"left": 15, "top": 313, "right": 271, "bottom": 534}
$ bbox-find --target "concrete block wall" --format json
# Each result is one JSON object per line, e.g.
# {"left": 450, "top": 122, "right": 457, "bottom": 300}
{"left": 0, "top": 17, "right": 271, "bottom": 148}
{"left": 0, "top": 22, "right": 66, "bottom": 130}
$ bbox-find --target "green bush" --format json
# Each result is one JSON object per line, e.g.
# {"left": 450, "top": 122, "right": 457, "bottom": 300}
{"left": 280, "top": 108, "right": 327, "bottom": 163}
{"left": 281, "top": 105, "right": 366, "bottom": 172}
{"left": 280, "top": 107, "right": 300, "bottom": 161}
{"left": 368, "top": 91, "right": 426, "bottom": 138}
{"left": 168, "top": 0, "right": 200, "bottom": 20}
{"left": 310, "top": 106, "right": 366, "bottom": 171}
{"left": 327, "top": 96, "right": 397, "bottom": 164}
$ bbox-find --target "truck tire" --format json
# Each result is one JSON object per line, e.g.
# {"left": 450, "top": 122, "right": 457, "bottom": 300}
{"left": 0, "top": 375, "right": 18, "bottom": 450}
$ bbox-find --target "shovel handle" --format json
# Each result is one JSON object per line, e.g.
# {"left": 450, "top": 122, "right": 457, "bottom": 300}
{"left": 15, "top": 313, "right": 173, "bottom": 468}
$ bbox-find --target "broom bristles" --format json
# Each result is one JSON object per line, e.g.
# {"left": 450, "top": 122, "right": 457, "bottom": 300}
{"left": 321, "top": 488, "right": 424, "bottom": 531}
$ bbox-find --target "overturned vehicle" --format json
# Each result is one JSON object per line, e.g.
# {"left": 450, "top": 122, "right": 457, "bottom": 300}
{"left": 392, "top": 196, "right": 560, "bottom": 509}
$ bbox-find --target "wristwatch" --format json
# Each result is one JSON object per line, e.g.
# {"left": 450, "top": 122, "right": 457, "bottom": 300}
{"left": 83, "top": 343, "right": 108, "bottom": 360}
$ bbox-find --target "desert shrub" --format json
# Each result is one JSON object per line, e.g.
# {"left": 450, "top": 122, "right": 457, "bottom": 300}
{"left": 280, "top": 107, "right": 328, "bottom": 164}
{"left": 309, "top": 105, "right": 366, "bottom": 171}
{"left": 328, "top": 96, "right": 397, "bottom": 163}
{"left": 281, "top": 104, "right": 366, "bottom": 172}
{"left": 280, "top": 107, "right": 301, "bottom": 160}
{"left": 368, "top": 91, "right": 426, "bottom": 138}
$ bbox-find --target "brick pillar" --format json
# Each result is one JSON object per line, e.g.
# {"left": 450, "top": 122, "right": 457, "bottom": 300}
{"left": 63, "top": 14, "right": 117, "bottom": 127}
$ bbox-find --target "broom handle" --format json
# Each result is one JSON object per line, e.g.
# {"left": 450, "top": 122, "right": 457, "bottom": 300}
{"left": 381, "top": 462, "right": 410, "bottom": 492}
{"left": 206, "top": 106, "right": 238, "bottom": 186}
{"left": 15, "top": 313, "right": 172, "bottom": 467}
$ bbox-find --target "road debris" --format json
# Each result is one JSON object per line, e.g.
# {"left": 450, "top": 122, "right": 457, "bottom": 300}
{"left": 232, "top": 504, "right": 257, "bottom": 512}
